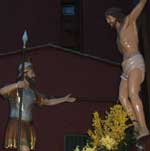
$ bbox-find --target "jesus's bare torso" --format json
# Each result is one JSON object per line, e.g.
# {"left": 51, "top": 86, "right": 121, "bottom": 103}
{"left": 117, "top": 20, "right": 139, "bottom": 60}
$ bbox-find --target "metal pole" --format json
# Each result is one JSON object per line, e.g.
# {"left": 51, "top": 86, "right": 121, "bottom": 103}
{"left": 17, "top": 30, "right": 28, "bottom": 151}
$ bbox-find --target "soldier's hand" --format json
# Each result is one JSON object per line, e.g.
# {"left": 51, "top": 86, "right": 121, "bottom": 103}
{"left": 66, "top": 97, "right": 76, "bottom": 103}
{"left": 64, "top": 94, "right": 76, "bottom": 103}
{"left": 16, "top": 79, "right": 29, "bottom": 88}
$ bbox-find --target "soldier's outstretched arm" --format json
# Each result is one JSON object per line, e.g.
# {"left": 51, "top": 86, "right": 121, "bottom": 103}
{"left": 39, "top": 94, "right": 76, "bottom": 106}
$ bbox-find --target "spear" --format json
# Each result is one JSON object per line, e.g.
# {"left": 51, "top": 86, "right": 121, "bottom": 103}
{"left": 17, "top": 30, "right": 28, "bottom": 151}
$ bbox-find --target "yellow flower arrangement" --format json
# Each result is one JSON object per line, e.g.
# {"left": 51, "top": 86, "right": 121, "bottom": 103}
{"left": 74, "top": 104, "right": 135, "bottom": 151}
{"left": 88, "top": 112, "right": 103, "bottom": 147}
{"left": 101, "top": 135, "right": 116, "bottom": 150}
{"left": 82, "top": 145, "right": 96, "bottom": 151}
{"left": 74, "top": 145, "right": 96, "bottom": 151}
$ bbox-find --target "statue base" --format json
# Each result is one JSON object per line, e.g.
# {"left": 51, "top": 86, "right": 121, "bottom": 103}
{"left": 130, "top": 135, "right": 150, "bottom": 151}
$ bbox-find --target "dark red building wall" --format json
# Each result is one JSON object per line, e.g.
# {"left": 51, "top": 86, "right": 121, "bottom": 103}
{"left": 0, "top": 0, "right": 132, "bottom": 61}
{"left": 0, "top": 0, "right": 61, "bottom": 51}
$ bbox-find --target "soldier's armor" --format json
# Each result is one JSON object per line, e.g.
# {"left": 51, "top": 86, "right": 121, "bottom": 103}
{"left": 10, "top": 88, "right": 36, "bottom": 121}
